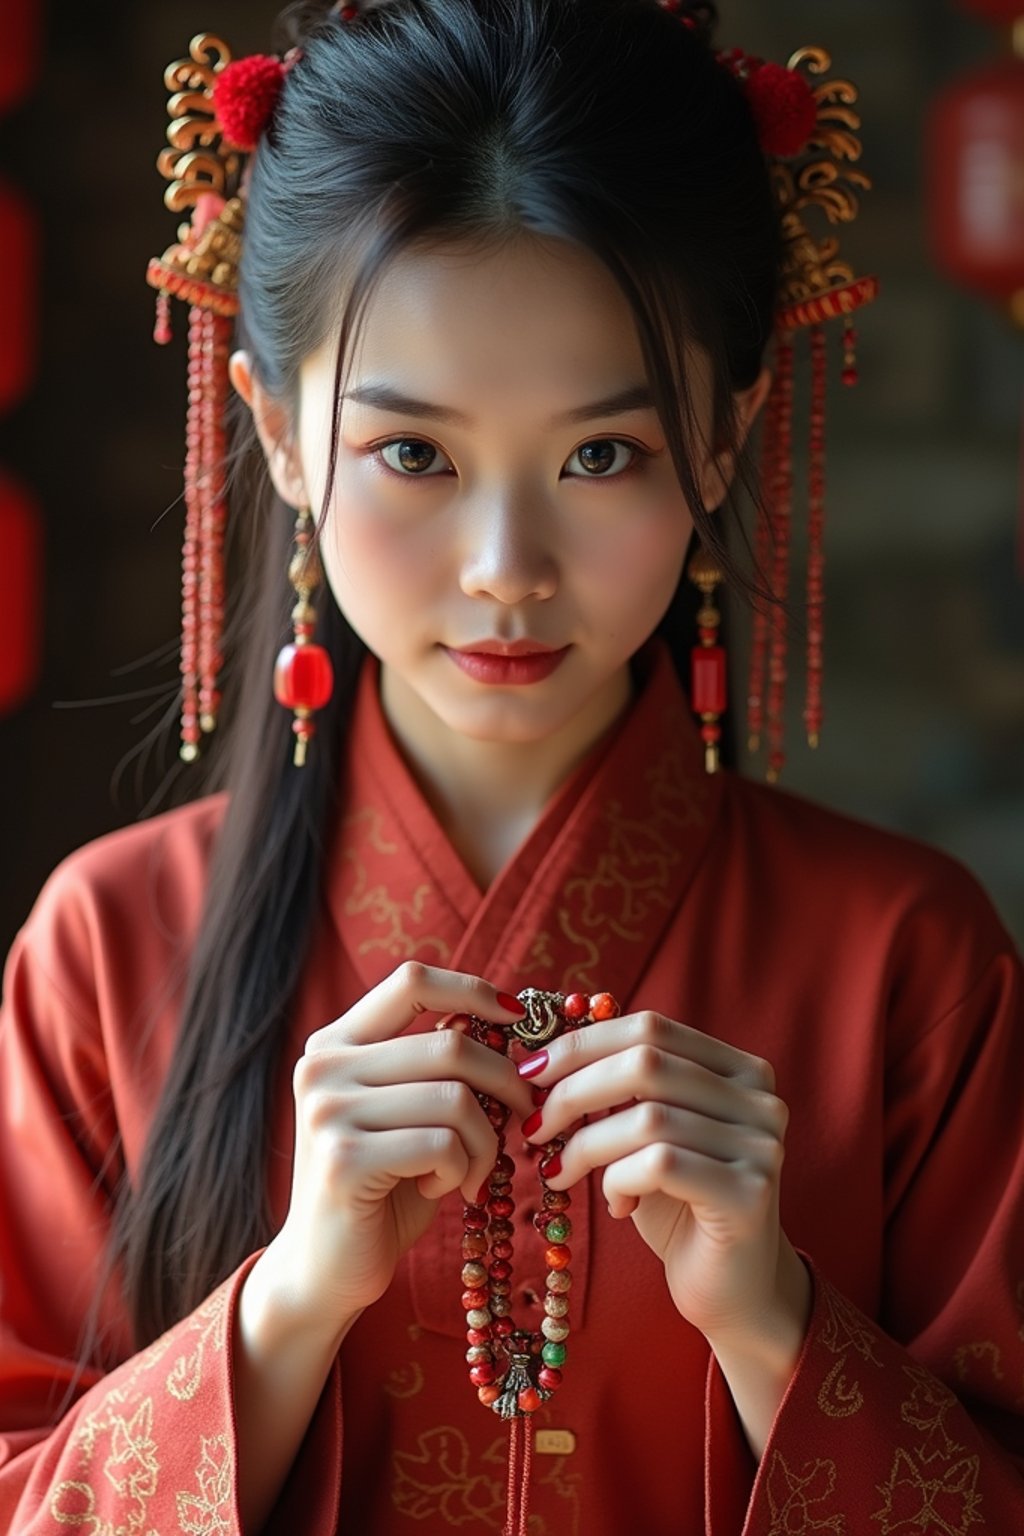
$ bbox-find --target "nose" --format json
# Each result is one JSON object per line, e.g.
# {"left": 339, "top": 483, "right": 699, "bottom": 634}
{"left": 458, "top": 492, "right": 558, "bottom": 606}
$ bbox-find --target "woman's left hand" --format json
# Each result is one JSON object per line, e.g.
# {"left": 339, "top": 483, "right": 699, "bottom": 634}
{"left": 520, "top": 1008, "right": 805, "bottom": 1346}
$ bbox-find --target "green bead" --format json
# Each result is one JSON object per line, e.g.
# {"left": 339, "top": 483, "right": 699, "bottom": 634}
{"left": 541, "top": 1341, "right": 567, "bottom": 1367}
{"left": 544, "top": 1217, "right": 571, "bottom": 1243}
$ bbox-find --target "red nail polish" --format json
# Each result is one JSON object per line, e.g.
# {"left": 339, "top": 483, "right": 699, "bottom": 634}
{"left": 539, "top": 1150, "right": 562, "bottom": 1180}
{"left": 496, "top": 990, "right": 526, "bottom": 1015}
{"left": 521, "top": 1109, "right": 544, "bottom": 1139}
{"left": 517, "top": 1050, "right": 548, "bottom": 1080}
{"left": 475, "top": 1179, "right": 490, "bottom": 1204}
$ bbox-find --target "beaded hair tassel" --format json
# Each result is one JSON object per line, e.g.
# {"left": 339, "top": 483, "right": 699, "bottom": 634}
{"left": 662, "top": 3, "right": 880, "bottom": 781}
{"left": 737, "top": 44, "right": 879, "bottom": 782}
{"left": 441, "top": 988, "right": 620, "bottom": 1536}
{"left": 147, "top": 36, "right": 245, "bottom": 762}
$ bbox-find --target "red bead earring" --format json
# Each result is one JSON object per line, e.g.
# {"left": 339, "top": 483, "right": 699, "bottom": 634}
{"left": 273, "top": 505, "right": 335, "bottom": 766}
{"left": 687, "top": 545, "right": 727, "bottom": 773}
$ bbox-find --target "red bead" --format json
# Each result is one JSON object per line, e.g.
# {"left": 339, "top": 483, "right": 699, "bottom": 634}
{"left": 538, "top": 1366, "right": 563, "bottom": 1391}
{"left": 488, "top": 1196, "right": 515, "bottom": 1219}
{"left": 493, "top": 1316, "right": 514, "bottom": 1337}
{"left": 478, "top": 1384, "right": 501, "bottom": 1406}
{"left": 466, "top": 1327, "right": 491, "bottom": 1345}
{"left": 691, "top": 645, "right": 727, "bottom": 716}
{"left": 462, "top": 1207, "right": 487, "bottom": 1230}
{"left": 469, "top": 1363, "right": 496, "bottom": 1387}
{"left": 517, "top": 1387, "right": 542, "bottom": 1413}
{"left": 493, "top": 1153, "right": 515, "bottom": 1179}
{"left": 462, "top": 1288, "right": 489, "bottom": 1310}
{"left": 489, "top": 1261, "right": 512, "bottom": 1280}
{"left": 492, "top": 1240, "right": 513, "bottom": 1260}
{"left": 484, "top": 1027, "right": 507, "bottom": 1051}
{"left": 273, "top": 642, "right": 334, "bottom": 711}
{"left": 545, "top": 1244, "right": 571, "bottom": 1270}
{"left": 588, "top": 992, "right": 618, "bottom": 1021}
{"left": 562, "top": 992, "right": 590, "bottom": 1020}
{"left": 842, "top": 367, "right": 858, "bottom": 387}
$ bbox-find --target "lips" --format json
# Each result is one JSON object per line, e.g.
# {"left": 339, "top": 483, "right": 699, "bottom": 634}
{"left": 453, "top": 639, "right": 562, "bottom": 657}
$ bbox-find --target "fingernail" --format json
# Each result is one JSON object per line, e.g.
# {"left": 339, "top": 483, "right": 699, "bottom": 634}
{"left": 475, "top": 1179, "right": 490, "bottom": 1204}
{"left": 531, "top": 1085, "right": 551, "bottom": 1106}
{"left": 517, "top": 1049, "right": 548, "bottom": 1080}
{"left": 496, "top": 990, "right": 526, "bottom": 1015}
{"left": 521, "top": 1109, "right": 544, "bottom": 1139}
{"left": 538, "top": 1150, "right": 562, "bottom": 1180}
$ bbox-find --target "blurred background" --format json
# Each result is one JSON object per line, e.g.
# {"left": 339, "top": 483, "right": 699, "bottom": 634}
{"left": 0, "top": 0, "right": 1022, "bottom": 958}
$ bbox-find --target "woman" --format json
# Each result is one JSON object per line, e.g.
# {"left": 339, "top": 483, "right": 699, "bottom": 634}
{"left": 1, "top": 1, "right": 1021, "bottom": 1532}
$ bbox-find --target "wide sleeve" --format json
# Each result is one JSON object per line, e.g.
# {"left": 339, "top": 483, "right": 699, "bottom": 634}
{"left": 0, "top": 876, "right": 343, "bottom": 1535}
{"left": 704, "top": 939, "right": 1024, "bottom": 1533}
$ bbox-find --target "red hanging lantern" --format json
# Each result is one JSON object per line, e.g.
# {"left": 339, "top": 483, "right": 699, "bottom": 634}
{"left": 927, "top": 52, "right": 1024, "bottom": 318}
{"left": 927, "top": 13, "right": 1024, "bottom": 580}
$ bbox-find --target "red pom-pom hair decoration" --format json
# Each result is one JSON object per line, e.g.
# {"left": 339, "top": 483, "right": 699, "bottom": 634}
{"left": 211, "top": 54, "right": 286, "bottom": 152}
{"left": 742, "top": 60, "right": 819, "bottom": 158}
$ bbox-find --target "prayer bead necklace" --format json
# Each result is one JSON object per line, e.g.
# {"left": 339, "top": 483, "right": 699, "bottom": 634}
{"left": 441, "top": 986, "right": 621, "bottom": 1536}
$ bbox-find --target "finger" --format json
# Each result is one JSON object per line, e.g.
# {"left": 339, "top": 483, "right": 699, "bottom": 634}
{"left": 601, "top": 1143, "right": 777, "bottom": 1228}
{"left": 309, "top": 963, "right": 524, "bottom": 1048}
{"left": 542, "top": 1103, "right": 783, "bottom": 1191}
{"left": 343, "top": 1081, "right": 502, "bottom": 1200}
{"left": 304, "top": 1027, "right": 534, "bottom": 1121}
{"left": 331, "top": 1124, "right": 474, "bottom": 1203}
{"left": 528, "top": 1048, "right": 787, "bottom": 1142}
{"left": 523, "top": 1010, "right": 775, "bottom": 1094}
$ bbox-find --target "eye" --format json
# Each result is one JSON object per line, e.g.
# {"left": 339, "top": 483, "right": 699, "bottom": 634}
{"left": 377, "top": 438, "right": 454, "bottom": 477}
{"left": 565, "top": 439, "right": 642, "bottom": 479}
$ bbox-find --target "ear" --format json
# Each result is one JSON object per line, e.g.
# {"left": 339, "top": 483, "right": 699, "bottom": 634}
{"left": 700, "top": 364, "right": 774, "bottom": 511}
{"left": 228, "top": 349, "right": 308, "bottom": 508}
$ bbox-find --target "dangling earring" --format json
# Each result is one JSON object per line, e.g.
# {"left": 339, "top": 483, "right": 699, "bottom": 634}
{"left": 687, "top": 544, "right": 727, "bottom": 774}
{"left": 273, "top": 504, "right": 335, "bottom": 766}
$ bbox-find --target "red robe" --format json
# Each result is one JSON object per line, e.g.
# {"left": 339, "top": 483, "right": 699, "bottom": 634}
{"left": 1, "top": 636, "right": 1022, "bottom": 1534}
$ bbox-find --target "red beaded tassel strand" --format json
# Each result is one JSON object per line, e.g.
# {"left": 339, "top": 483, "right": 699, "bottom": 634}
{"left": 197, "top": 309, "right": 231, "bottom": 739}
{"left": 764, "top": 331, "right": 795, "bottom": 784}
{"left": 178, "top": 305, "right": 231, "bottom": 761}
{"left": 273, "top": 507, "right": 335, "bottom": 765}
{"left": 805, "top": 323, "right": 828, "bottom": 750}
{"left": 747, "top": 341, "right": 785, "bottom": 755}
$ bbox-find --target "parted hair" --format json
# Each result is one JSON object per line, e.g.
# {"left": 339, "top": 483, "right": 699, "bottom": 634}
{"left": 99, "top": 0, "right": 781, "bottom": 1354}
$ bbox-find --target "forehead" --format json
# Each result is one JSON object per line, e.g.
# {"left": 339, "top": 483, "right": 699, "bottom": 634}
{"left": 304, "top": 233, "right": 700, "bottom": 415}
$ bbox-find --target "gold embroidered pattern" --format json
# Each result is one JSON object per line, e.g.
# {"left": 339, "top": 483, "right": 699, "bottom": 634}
{"left": 897, "top": 1365, "right": 967, "bottom": 1465}
{"left": 873, "top": 1446, "right": 983, "bottom": 1535}
{"left": 391, "top": 1424, "right": 506, "bottom": 1527}
{"left": 51, "top": 1392, "right": 160, "bottom": 1533}
{"left": 391, "top": 1423, "right": 583, "bottom": 1532}
{"left": 166, "top": 1288, "right": 229, "bottom": 1403}
{"left": 49, "top": 1279, "right": 234, "bottom": 1532}
{"left": 384, "top": 1361, "right": 426, "bottom": 1399}
{"left": 765, "top": 1451, "right": 845, "bottom": 1533}
{"left": 176, "top": 1434, "right": 234, "bottom": 1534}
{"left": 514, "top": 744, "right": 710, "bottom": 990}
{"left": 339, "top": 807, "right": 452, "bottom": 962}
{"left": 816, "top": 1357, "right": 864, "bottom": 1418}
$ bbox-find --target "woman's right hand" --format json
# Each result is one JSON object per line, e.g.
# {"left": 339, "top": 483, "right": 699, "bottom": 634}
{"left": 261, "top": 962, "right": 534, "bottom": 1338}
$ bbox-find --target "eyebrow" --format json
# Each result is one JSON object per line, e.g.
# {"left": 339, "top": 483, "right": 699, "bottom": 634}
{"left": 340, "top": 381, "right": 656, "bottom": 427}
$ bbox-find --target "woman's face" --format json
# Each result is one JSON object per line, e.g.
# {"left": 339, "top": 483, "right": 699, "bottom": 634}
{"left": 278, "top": 234, "right": 752, "bottom": 754}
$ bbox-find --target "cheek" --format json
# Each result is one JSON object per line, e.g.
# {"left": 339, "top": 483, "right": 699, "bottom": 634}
{"left": 320, "top": 494, "right": 440, "bottom": 617}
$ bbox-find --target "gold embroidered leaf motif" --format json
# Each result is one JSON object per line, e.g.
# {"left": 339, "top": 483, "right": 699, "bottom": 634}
{"left": 176, "top": 1435, "right": 234, "bottom": 1535}
{"left": 392, "top": 1425, "right": 505, "bottom": 1527}
{"left": 384, "top": 1360, "right": 426, "bottom": 1399}
{"left": 819, "top": 1285, "right": 883, "bottom": 1366}
{"left": 105, "top": 1399, "right": 160, "bottom": 1508}
{"left": 899, "top": 1364, "right": 968, "bottom": 1465}
{"left": 873, "top": 1446, "right": 983, "bottom": 1536}
{"left": 765, "top": 1451, "right": 844, "bottom": 1534}
{"left": 816, "top": 1356, "right": 864, "bottom": 1418}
